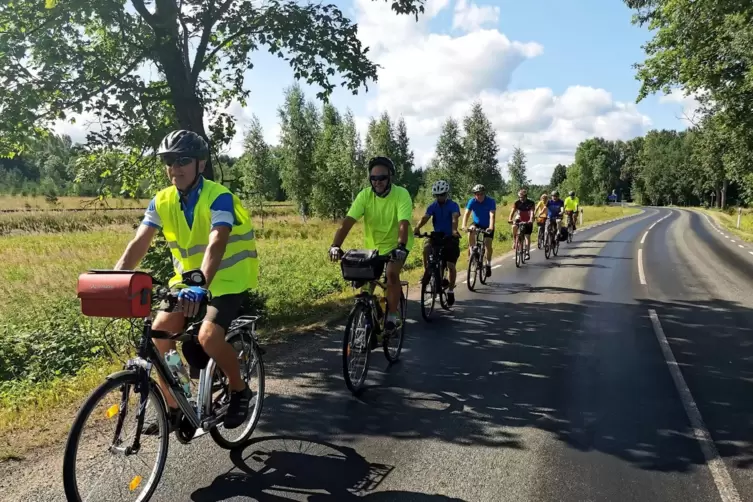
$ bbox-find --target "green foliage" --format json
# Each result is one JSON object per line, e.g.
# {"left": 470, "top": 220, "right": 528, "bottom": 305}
{"left": 0, "top": 0, "right": 426, "bottom": 187}
{"left": 463, "top": 102, "right": 503, "bottom": 194}
{"left": 549, "top": 164, "right": 567, "bottom": 191}
{"left": 236, "top": 116, "right": 282, "bottom": 203}
{"left": 507, "top": 147, "right": 529, "bottom": 194}
{"left": 278, "top": 84, "right": 319, "bottom": 217}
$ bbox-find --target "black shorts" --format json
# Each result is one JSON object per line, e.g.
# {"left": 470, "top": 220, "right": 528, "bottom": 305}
{"left": 159, "top": 292, "right": 245, "bottom": 331}
{"left": 515, "top": 222, "right": 534, "bottom": 235}
{"left": 474, "top": 226, "right": 495, "bottom": 240}
{"left": 423, "top": 236, "right": 461, "bottom": 264}
{"left": 373, "top": 250, "right": 410, "bottom": 278}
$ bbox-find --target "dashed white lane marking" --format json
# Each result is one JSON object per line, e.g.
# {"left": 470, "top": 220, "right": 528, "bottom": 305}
{"left": 649, "top": 222, "right": 657, "bottom": 230}
{"left": 492, "top": 264, "right": 501, "bottom": 269}
{"left": 648, "top": 310, "right": 742, "bottom": 502}
{"left": 749, "top": 251, "right": 753, "bottom": 256}
{"left": 641, "top": 232, "right": 648, "bottom": 244}
{"left": 739, "top": 245, "right": 744, "bottom": 249}
{"left": 638, "top": 248, "right": 647, "bottom": 285}
{"left": 724, "top": 235, "right": 729, "bottom": 239}
{"left": 731, "top": 240, "right": 736, "bottom": 243}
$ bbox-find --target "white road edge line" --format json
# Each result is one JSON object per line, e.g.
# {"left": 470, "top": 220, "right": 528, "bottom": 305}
{"left": 638, "top": 248, "right": 647, "bottom": 285}
{"left": 641, "top": 232, "right": 648, "bottom": 244}
{"left": 492, "top": 264, "right": 501, "bottom": 269}
{"left": 739, "top": 245, "right": 744, "bottom": 249}
{"left": 648, "top": 310, "right": 742, "bottom": 502}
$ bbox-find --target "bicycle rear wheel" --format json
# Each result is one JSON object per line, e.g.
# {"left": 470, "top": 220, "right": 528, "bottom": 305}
{"left": 554, "top": 232, "right": 560, "bottom": 256}
{"left": 384, "top": 291, "right": 406, "bottom": 363}
{"left": 63, "top": 371, "right": 169, "bottom": 502}
{"left": 209, "top": 331, "right": 265, "bottom": 449}
{"left": 439, "top": 266, "right": 450, "bottom": 310}
{"left": 479, "top": 247, "right": 489, "bottom": 285}
{"left": 515, "top": 236, "right": 522, "bottom": 268}
{"left": 342, "top": 303, "right": 372, "bottom": 395}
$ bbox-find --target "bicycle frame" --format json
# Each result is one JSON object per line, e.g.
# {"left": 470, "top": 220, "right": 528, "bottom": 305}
{"left": 124, "top": 311, "right": 259, "bottom": 449}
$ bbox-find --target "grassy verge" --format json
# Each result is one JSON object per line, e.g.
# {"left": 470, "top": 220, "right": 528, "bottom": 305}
{"left": 695, "top": 207, "right": 753, "bottom": 243}
{"left": 0, "top": 203, "right": 639, "bottom": 461}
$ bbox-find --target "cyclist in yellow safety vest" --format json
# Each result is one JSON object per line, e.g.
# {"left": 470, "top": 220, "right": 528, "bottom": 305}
{"left": 114, "top": 130, "right": 259, "bottom": 433}
{"left": 564, "top": 190, "right": 580, "bottom": 231}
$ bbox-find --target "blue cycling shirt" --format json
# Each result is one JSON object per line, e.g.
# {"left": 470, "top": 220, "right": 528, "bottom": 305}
{"left": 466, "top": 196, "right": 496, "bottom": 227}
{"left": 546, "top": 199, "right": 565, "bottom": 219}
{"left": 425, "top": 199, "right": 460, "bottom": 235}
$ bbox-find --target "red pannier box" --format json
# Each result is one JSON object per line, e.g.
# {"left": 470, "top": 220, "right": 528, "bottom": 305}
{"left": 76, "top": 270, "right": 153, "bottom": 318}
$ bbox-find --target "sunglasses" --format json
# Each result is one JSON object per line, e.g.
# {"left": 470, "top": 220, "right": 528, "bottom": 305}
{"left": 434, "top": 193, "right": 448, "bottom": 197}
{"left": 370, "top": 174, "right": 389, "bottom": 182}
{"left": 162, "top": 155, "right": 195, "bottom": 167}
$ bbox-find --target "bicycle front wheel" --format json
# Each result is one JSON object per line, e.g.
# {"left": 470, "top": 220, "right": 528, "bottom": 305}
{"left": 467, "top": 251, "right": 478, "bottom": 291}
{"left": 554, "top": 233, "right": 560, "bottom": 256}
{"left": 63, "top": 371, "right": 169, "bottom": 502}
{"left": 420, "top": 270, "right": 436, "bottom": 322}
{"left": 384, "top": 292, "right": 406, "bottom": 363}
{"left": 343, "top": 303, "right": 372, "bottom": 395}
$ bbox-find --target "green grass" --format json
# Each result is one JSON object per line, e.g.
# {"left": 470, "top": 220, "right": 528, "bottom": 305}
{"left": 696, "top": 207, "right": 753, "bottom": 243}
{"left": 0, "top": 203, "right": 639, "bottom": 460}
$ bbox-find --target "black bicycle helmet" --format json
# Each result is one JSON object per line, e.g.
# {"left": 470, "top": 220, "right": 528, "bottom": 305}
{"left": 157, "top": 130, "right": 209, "bottom": 160}
{"left": 367, "top": 156, "right": 396, "bottom": 176}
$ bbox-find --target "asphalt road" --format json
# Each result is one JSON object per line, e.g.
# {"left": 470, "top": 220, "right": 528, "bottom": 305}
{"left": 7, "top": 207, "right": 753, "bottom": 502}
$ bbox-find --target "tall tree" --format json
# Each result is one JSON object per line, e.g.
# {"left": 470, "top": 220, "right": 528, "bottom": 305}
{"left": 507, "top": 147, "right": 529, "bottom": 194}
{"left": 365, "top": 112, "right": 397, "bottom": 164}
{"left": 432, "top": 117, "right": 468, "bottom": 197}
{"left": 236, "top": 115, "right": 280, "bottom": 202}
{"left": 0, "top": 0, "right": 425, "bottom": 184}
{"left": 463, "top": 102, "right": 502, "bottom": 193}
{"left": 311, "top": 103, "right": 348, "bottom": 218}
{"left": 549, "top": 164, "right": 567, "bottom": 190}
{"left": 278, "top": 84, "right": 318, "bottom": 217}
{"left": 336, "top": 109, "right": 366, "bottom": 202}
{"left": 394, "top": 117, "right": 419, "bottom": 196}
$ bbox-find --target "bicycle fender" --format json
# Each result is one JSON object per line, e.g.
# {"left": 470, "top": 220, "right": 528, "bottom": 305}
{"left": 105, "top": 369, "right": 139, "bottom": 381}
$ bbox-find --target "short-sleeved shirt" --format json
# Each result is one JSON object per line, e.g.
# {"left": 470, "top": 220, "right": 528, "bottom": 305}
{"left": 466, "top": 196, "right": 497, "bottom": 227}
{"left": 535, "top": 201, "right": 547, "bottom": 218}
{"left": 564, "top": 196, "right": 579, "bottom": 212}
{"left": 513, "top": 199, "right": 535, "bottom": 223}
{"left": 142, "top": 176, "right": 235, "bottom": 231}
{"left": 425, "top": 199, "right": 460, "bottom": 235}
{"left": 347, "top": 185, "right": 414, "bottom": 255}
{"left": 547, "top": 199, "right": 565, "bottom": 218}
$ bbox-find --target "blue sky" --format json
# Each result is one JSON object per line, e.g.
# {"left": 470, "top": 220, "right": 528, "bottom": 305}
{"left": 57, "top": 0, "right": 693, "bottom": 184}
{"left": 228, "top": 0, "right": 692, "bottom": 184}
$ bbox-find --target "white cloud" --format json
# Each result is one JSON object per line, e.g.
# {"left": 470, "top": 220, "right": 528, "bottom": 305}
{"left": 355, "top": 0, "right": 652, "bottom": 185}
{"left": 659, "top": 89, "right": 705, "bottom": 126}
{"left": 452, "top": 0, "right": 500, "bottom": 32}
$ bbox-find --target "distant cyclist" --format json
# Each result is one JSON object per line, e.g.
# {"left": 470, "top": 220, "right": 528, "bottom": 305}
{"left": 547, "top": 190, "right": 565, "bottom": 239}
{"left": 461, "top": 184, "right": 496, "bottom": 277}
{"left": 508, "top": 188, "right": 535, "bottom": 259}
{"left": 535, "top": 193, "right": 549, "bottom": 243}
{"left": 329, "top": 156, "right": 413, "bottom": 333}
{"left": 564, "top": 190, "right": 580, "bottom": 231}
{"left": 414, "top": 180, "right": 461, "bottom": 306}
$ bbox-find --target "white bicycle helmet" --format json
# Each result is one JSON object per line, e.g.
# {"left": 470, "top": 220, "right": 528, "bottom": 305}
{"left": 431, "top": 179, "right": 450, "bottom": 195}
{"left": 472, "top": 184, "right": 486, "bottom": 193}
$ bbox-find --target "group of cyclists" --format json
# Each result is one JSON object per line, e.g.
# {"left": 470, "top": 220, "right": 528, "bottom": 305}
{"left": 116, "top": 129, "right": 582, "bottom": 431}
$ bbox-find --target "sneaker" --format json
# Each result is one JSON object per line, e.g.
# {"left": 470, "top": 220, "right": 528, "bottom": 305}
{"left": 143, "top": 407, "right": 181, "bottom": 436}
{"left": 446, "top": 290, "right": 455, "bottom": 307}
{"left": 384, "top": 314, "right": 402, "bottom": 333}
{"left": 485, "top": 264, "right": 492, "bottom": 276}
{"left": 224, "top": 385, "right": 253, "bottom": 429}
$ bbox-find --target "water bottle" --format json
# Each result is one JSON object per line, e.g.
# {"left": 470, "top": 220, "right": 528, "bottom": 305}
{"left": 164, "top": 349, "right": 192, "bottom": 398}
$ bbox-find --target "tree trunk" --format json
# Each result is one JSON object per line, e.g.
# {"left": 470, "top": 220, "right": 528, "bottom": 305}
{"left": 151, "top": 4, "right": 215, "bottom": 180}
{"left": 721, "top": 179, "right": 728, "bottom": 210}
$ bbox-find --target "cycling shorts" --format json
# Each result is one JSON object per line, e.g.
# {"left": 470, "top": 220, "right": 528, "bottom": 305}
{"left": 159, "top": 292, "right": 245, "bottom": 331}
{"left": 514, "top": 222, "right": 534, "bottom": 235}
{"left": 423, "top": 236, "right": 461, "bottom": 264}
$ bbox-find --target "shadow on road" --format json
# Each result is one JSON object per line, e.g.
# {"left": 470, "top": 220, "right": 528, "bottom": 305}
{"left": 191, "top": 436, "right": 467, "bottom": 501}
{"left": 190, "top": 290, "right": 753, "bottom": 498}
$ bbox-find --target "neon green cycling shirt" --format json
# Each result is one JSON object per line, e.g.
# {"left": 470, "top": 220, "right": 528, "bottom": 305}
{"left": 564, "top": 196, "right": 579, "bottom": 212}
{"left": 347, "top": 185, "right": 414, "bottom": 255}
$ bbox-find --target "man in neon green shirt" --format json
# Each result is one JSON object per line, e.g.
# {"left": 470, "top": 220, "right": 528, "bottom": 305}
{"left": 564, "top": 190, "right": 580, "bottom": 231}
{"left": 329, "top": 156, "right": 413, "bottom": 332}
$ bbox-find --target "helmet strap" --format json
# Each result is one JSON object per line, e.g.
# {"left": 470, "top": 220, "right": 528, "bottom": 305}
{"left": 177, "top": 164, "right": 202, "bottom": 197}
{"left": 373, "top": 181, "right": 392, "bottom": 198}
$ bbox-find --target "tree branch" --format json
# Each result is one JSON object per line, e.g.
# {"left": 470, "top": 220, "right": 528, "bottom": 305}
{"left": 191, "top": 0, "right": 234, "bottom": 84}
{"left": 201, "top": 25, "right": 261, "bottom": 70}
{"left": 178, "top": 0, "right": 191, "bottom": 75}
{"left": 130, "top": 0, "right": 157, "bottom": 27}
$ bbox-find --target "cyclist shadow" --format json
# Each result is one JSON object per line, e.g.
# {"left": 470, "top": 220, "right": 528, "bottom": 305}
{"left": 190, "top": 435, "right": 467, "bottom": 501}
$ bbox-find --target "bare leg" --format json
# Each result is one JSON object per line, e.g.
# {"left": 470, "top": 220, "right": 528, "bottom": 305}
{"left": 198, "top": 322, "right": 244, "bottom": 392}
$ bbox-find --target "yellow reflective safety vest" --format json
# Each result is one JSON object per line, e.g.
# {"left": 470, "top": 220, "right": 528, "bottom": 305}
{"left": 154, "top": 179, "right": 259, "bottom": 296}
